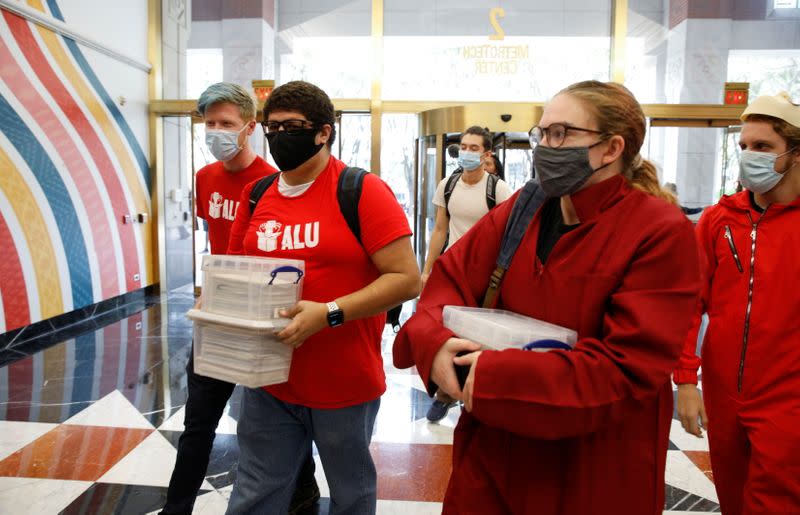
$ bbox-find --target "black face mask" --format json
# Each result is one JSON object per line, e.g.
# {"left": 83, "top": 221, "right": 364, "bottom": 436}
{"left": 266, "top": 128, "right": 324, "bottom": 171}
{"left": 533, "top": 140, "right": 610, "bottom": 198}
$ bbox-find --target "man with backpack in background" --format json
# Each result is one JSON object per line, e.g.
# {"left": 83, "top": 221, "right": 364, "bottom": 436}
{"left": 161, "top": 82, "right": 322, "bottom": 515}
{"left": 421, "top": 126, "right": 513, "bottom": 423}
{"left": 224, "top": 80, "right": 420, "bottom": 515}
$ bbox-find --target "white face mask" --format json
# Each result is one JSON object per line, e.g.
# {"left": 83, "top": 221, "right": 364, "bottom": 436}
{"left": 738, "top": 149, "right": 794, "bottom": 194}
{"left": 206, "top": 124, "right": 248, "bottom": 162}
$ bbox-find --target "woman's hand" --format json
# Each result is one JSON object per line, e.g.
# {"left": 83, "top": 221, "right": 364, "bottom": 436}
{"left": 677, "top": 383, "right": 708, "bottom": 437}
{"left": 430, "top": 338, "right": 481, "bottom": 400}
{"left": 453, "top": 351, "right": 482, "bottom": 412}
{"left": 276, "top": 301, "right": 329, "bottom": 348}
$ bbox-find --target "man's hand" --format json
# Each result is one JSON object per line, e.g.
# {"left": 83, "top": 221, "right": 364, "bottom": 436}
{"left": 276, "top": 301, "right": 329, "bottom": 348}
{"left": 430, "top": 338, "right": 481, "bottom": 400}
{"left": 677, "top": 383, "right": 708, "bottom": 437}
{"left": 453, "top": 351, "right": 482, "bottom": 412}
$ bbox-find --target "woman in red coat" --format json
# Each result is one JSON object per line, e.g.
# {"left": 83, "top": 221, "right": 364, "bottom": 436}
{"left": 675, "top": 92, "right": 800, "bottom": 514}
{"left": 393, "top": 81, "right": 702, "bottom": 515}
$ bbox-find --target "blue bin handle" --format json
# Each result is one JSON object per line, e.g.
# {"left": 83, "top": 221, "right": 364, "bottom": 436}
{"left": 522, "top": 339, "right": 573, "bottom": 352}
{"left": 268, "top": 266, "right": 304, "bottom": 285}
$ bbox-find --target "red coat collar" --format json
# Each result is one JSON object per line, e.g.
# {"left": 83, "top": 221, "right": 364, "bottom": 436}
{"left": 718, "top": 190, "right": 800, "bottom": 215}
{"left": 569, "top": 174, "right": 630, "bottom": 222}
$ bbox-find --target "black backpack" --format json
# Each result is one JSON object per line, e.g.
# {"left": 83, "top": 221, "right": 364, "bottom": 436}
{"left": 443, "top": 169, "right": 499, "bottom": 217}
{"left": 248, "top": 167, "right": 405, "bottom": 331}
{"left": 441, "top": 169, "right": 500, "bottom": 251}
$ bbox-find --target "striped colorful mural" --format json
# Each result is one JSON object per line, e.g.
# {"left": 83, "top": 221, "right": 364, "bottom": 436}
{"left": 0, "top": 0, "right": 152, "bottom": 334}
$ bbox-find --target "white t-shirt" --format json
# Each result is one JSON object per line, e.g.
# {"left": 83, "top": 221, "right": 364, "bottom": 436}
{"left": 433, "top": 172, "right": 513, "bottom": 250}
{"left": 278, "top": 173, "right": 314, "bottom": 197}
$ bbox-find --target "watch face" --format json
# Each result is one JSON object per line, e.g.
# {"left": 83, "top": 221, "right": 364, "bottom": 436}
{"left": 327, "top": 309, "right": 345, "bottom": 327}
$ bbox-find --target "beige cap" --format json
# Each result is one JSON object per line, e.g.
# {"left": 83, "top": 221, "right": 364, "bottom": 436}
{"left": 742, "top": 91, "right": 800, "bottom": 128}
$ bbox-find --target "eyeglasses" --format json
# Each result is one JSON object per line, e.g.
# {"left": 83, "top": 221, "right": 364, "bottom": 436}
{"left": 261, "top": 119, "right": 317, "bottom": 134}
{"left": 529, "top": 123, "right": 605, "bottom": 149}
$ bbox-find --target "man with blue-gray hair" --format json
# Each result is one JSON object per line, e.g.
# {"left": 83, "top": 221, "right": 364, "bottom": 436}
{"left": 161, "top": 82, "right": 320, "bottom": 514}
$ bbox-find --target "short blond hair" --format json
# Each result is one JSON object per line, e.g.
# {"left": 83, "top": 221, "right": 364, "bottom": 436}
{"left": 197, "top": 82, "right": 256, "bottom": 121}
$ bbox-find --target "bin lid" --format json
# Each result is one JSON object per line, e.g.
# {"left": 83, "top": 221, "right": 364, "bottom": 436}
{"left": 187, "top": 308, "right": 291, "bottom": 330}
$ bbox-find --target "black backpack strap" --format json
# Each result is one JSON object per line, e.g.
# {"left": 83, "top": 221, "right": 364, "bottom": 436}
{"left": 337, "top": 166, "right": 405, "bottom": 331}
{"left": 443, "top": 170, "right": 462, "bottom": 219}
{"left": 486, "top": 172, "right": 499, "bottom": 210}
{"left": 248, "top": 172, "right": 280, "bottom": 215}
{"left": 482, "top": 180, "right": 547, "bottom": 308}
{"left": 337, "top": 166, "right": 368, "bottom": 245}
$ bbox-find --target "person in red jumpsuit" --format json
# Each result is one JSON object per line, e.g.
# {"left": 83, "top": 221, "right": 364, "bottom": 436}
{"left": 393, "top": 80, "right": 702, "bottom": 514}
{"left": 675, "top": 92, "right": 800, "bottom": 514}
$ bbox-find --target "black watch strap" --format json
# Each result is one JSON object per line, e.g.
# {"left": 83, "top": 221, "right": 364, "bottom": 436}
{"left": 326, "top": 301, "right": 344, "bottom": 327}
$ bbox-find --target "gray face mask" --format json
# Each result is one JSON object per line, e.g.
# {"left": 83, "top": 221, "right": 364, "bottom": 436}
{"left": 533, "top": 141, "right": 609, "bottom": 198}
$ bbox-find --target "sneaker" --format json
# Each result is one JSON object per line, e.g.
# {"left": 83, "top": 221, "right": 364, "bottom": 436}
{"left": 426, "top": 398, "right": 458, "bottom": 422}
{"left": 288, "top": 479, "right": 321, "bottom": 515}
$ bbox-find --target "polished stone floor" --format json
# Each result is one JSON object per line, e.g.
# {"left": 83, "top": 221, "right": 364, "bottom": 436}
{"left": 0, "top": 292, "right": 720, "bottom": 514}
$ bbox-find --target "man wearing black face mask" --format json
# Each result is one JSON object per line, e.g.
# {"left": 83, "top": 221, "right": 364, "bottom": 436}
{"left": 224, "top": 81, "right": 421, "bottom": 515}
{"left": 162, "top": 82, "right": 324, "bottom": 515}
{"left": 161, "top": 82, "right": 319, "bottom": 515}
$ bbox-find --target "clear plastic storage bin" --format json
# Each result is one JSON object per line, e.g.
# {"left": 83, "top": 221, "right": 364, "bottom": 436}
{"left": 201, "top": 255, "right": 304, "bottom": 320}
{"left": 187, "top": 309, "right": 293, "bottom": 387}
{"left": 443, "top": 306, "right": 578, "bottom": 352}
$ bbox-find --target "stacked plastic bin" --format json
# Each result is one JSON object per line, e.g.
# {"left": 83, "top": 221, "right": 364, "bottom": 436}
{"left": 186, "top": 255, "right": 305, "bottom": 388}
{"left": 443, "top": 306, "right": 578, "bottom": 351}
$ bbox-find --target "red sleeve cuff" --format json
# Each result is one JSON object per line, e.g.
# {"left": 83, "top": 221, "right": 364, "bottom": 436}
{"left": 673, "top": 368, "right": 698, "bottom": 385}
{"left": 392, "top": 321, "right": 455, "bottom": 396}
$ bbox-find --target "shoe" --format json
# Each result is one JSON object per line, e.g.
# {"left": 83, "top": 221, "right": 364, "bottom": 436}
{"left": 426, "top": 399, "right": 457, "bottom": 422}
{"left": 288, "top": 479, "right": 321, "bottom": 515}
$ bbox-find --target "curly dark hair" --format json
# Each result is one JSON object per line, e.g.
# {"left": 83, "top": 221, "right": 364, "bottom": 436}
{"left": 462, "top": 125, "right": 492, "bottom": 152}
{"left": 263, "top": 81, "right": 337, "bottom": 147}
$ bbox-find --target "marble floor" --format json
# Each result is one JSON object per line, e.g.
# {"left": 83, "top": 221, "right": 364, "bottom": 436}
{"left": 0, "top": 292, "right": 720, "bottom": 514}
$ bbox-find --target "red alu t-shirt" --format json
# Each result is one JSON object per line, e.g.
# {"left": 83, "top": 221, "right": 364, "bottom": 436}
{"left": 227, "top": 155, "right": 412, "bottom": 408}
{"left": 195, "top": 156, "right": 276, "bottom": 253}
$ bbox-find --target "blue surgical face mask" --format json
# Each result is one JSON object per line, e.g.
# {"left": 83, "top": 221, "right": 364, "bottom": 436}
{"left": 458, "top": 150, "right": 483, "bottom": 171}
{"left": 206, "top": 124, "right": 248, "bottom": 162}
{"left": 738, "top": 149, "right": 794, "bottom": 194}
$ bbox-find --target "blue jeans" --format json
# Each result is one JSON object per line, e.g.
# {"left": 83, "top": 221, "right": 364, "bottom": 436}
{"left": 226, "top": 388, "right": 380, "bottom": 515}
{"left": 161, "top": 353, "right": 317, "bottom": 515}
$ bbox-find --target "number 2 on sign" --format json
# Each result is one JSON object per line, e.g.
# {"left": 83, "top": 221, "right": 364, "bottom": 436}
{"left": 489, "top": 7, "right": 505, "bottom": 40}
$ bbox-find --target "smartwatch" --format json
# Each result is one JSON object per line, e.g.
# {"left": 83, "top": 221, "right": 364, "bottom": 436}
{"left": 326, "top": 301, "right": 344, "bottom": 327}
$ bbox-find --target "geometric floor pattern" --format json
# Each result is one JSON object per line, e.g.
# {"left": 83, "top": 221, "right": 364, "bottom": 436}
{"left": 0, "top": 294, "right": 720, "bottom": 514}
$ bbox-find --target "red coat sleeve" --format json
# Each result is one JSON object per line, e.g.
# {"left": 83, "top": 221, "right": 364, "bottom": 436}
{"left": 226, "top": 180, "right": 257, "bottom": 255}
{"left": 470, "top": 214, "right": 701, "bottom": 440}
{"left": 673, "top": 209, "right": 715, "bottom": 385}
{"left": 392, "top": 191, "right": 517, "bottom": 390}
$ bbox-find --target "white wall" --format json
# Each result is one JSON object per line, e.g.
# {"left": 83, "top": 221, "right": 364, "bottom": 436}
{"left": 57, "top": 0, "right": 150, "bottom": 165}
